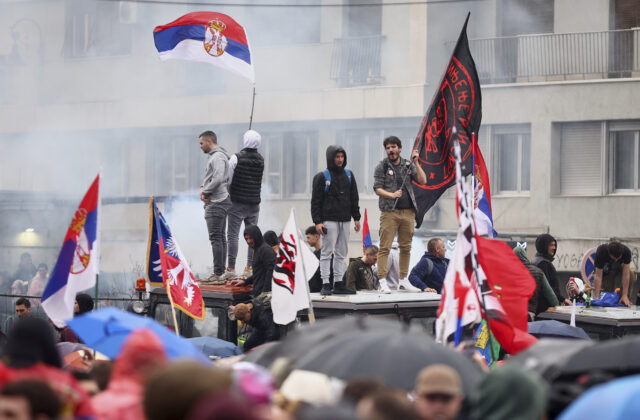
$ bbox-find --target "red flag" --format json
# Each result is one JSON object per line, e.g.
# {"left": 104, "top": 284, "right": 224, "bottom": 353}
{"left": 476, "top": 236, "right": 537, "bottom": 354}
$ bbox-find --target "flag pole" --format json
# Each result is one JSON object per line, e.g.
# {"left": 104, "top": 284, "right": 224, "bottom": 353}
{"left": 292, "top": 208, "right": 316, "bottom": 324}
{"left": 165, "top": 281, "right": 181, "bottom": 336}
{"left": 248, "top": 83, "right": 256, "bottom": 130}
{"left": 454, "top": 137, "right": 497, "bottom": 364}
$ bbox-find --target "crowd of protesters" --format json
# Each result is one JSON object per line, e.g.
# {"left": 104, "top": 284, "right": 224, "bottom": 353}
{"left": 0, "top": 130, "right": 638, "bottom": 419}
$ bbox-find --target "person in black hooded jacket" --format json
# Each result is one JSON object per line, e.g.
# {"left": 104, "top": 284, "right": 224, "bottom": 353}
{"left": 310, "top": 145, "right": 361, "bottom": 296}
{"left": 230, "top": 225, "right": 275, "bottom": 297}
{"left": 532, "top": 234, "right": 571, "bottom": 306}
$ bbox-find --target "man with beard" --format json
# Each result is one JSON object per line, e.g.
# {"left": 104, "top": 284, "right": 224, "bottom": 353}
{"left": 374, "top": 136, "right": 427, "bottom": 293}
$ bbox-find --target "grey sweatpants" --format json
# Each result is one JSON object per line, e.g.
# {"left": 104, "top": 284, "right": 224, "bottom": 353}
{"left": 227, "top": 202, "right": 260, "bottom": 269}
{"left": 320, "top": 221, "right": 350, "bottom": 285}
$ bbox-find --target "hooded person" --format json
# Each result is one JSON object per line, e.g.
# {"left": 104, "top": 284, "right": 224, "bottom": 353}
{"left": 230, "top": 225, "right": 276, "bottom": 298}
{"left": 0, "top": 317, "right": 94, "bottom": 419}
{"left": 471, "top": 365, "right": 548, "bottom": 420}
{"left": 532, "top": 234, "right": 569, "bottom": 305}
{"left": 514, "top": 246, "right": 559, "bottom": 315}
{"left": 223, "top": 130, "right": 265, "bottom": 282}
{"left": 59, "top": 293, "right": 94, "bottom": 343}
{"left": 92, "top": 329, "right": 168, "bottom": 420}
{"left": 310, "top": 145, "right": 361, "bottom": 296}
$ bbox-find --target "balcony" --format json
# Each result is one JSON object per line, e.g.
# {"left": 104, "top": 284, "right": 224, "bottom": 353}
{"left": 469, "top": 28, "right": 640, "bottom": 84}
{"left": 330, "top": 35, "right": 385, "bottom": 87}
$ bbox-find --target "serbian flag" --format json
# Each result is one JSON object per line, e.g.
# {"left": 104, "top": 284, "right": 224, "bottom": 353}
{"left": 472, "top": 133, "right": 497, "bottom": 237}
{"left": 362, "top": 209, "right": 372, "bottom": 251}
{"left": 412, "top": 13, "right": 482, "bottom": 228}
{"left": 147, "top": 197, "right": 204, "bottom": 320}
{"left": 272, "top": 209, "right": 318, "bottom": 325}
{"left": 153, "top": 12, "right": 254, "bottom": 83}
{"left": 42, "top": 175, "right": 100, "bottom": 327}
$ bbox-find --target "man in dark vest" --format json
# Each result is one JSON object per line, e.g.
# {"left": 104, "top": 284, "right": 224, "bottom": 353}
{"left": 222, "top": 130, "right": 265, "bottom": 281}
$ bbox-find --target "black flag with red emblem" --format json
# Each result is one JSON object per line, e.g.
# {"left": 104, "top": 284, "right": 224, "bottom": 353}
{"left": 412, "top": 13, "right": 482, "bottom": 228}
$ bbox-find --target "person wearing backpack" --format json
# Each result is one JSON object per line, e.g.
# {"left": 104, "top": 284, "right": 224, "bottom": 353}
{"left": 310, "top": 145, "right": 361, "bottom": 296}
{"left": 408, "top": 238, "right": 448, "bottom": 293}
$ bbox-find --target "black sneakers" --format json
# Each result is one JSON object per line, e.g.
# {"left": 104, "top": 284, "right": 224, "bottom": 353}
{"left": 332, "top": 281, "right": 356, "bottom": 295}
{"left": 320, "top": 283, "right": 333, "bottom": 296}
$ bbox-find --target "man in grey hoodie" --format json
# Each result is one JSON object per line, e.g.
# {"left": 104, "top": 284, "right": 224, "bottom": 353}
{"left": 223, "top": 130, "right": 265, "bottom": 281}
{"left": 199, "top": 130, "right": 232, "bottom": 283}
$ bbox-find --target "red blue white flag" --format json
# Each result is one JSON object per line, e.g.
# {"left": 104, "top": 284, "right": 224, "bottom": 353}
{"left": 362, "top": 208, "right": 372, "bottom": 251}
{"left": 272, "top": 209, "right": 318, "bottom": 325}
{"left": 42, "top": 174, "right": 100, "bottom": 327}
{"left": 472, "top": 133, "right": 497, "bottom": 238}
{"left": 148, "top": 197, "right": 204, "bottom": 320}
{"left": 153, "top": 12, "right": 255, "bottom": 83}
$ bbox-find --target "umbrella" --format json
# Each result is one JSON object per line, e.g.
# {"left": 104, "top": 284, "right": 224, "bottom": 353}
{"left": 528, "top": 320, "right": 590, "bottom": 340}
{"left": 290, "top": 323, "right": 484, "bottom": 394}
{"left": 67, "top": 307, "right": 209, "bottom": 364}
{"left": 509, "top": 338, "right": 593, "bottom": 380}
{"left": 187, "top": 337, "right": 242, "bottom": 358}
{"left": 244, "top": 316, "right": 399, "bottom": 367}
{"left": 558, "top": 334, "right": 640, "bottom": 376}
{"left": 557, "top": 374, "right": 640, "bottom": 419}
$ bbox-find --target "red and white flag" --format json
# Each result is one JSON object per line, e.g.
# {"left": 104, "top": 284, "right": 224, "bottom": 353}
{"left": 436, "top": 131, "right": 536, "bottom": 354}
{"left": 272, "top": 209, "right": 318, "bottom": 325}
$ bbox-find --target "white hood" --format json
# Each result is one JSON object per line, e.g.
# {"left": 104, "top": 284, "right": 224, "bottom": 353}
{"left": 243, "top": 130, "right": 261, "bottom": 149}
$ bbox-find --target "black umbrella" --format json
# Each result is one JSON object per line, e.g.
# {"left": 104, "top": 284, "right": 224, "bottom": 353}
{"left": 244, "top": 316, "right": 400, "bottom": 367}
{"left": 559, "top": 335, "right": 640, "bottom": 376}
{"left": 528, "top": 320, "right": 590, "bottom": 340}
{"left": 508, "top": 338, "right": 593, "bottom": 381}
{"left": 291, "top": 325, "right": 484, "bottom": 394}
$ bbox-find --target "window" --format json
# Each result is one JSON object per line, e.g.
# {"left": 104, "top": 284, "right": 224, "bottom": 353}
{"left": 245, "top": 1, "right": 321, "bottom": 46}
{"left": 340, "top": 129, "right": 386, "bottom": 195}
{"left": 63, "top": 0, "right": 132, "bottom": 58}
{"left": 491, "top": 125, "right": 530, "bottom": 194}
{"left": 610, "top": 125, "right": 640, "bottom": 192}
{"left": 260, "top": 131, "right": 318, "bottom": 198}
{"left": 146, "top": 136, "right": 201, "bottom": 196}
{"left": 557, "top": 122, "right": 602, "bottom": 195}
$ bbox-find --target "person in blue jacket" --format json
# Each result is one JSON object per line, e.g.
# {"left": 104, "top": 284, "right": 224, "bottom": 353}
{"left": 409, "top": 238, "right": 449, "bottom": 293}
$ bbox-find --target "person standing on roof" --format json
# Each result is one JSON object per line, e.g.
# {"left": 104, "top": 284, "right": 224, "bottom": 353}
{"left": 310, "top": 145, "right": 361, "bottom": 296}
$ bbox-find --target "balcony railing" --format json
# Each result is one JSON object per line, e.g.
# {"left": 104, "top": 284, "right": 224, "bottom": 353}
{"left": 468, "top": 28, "right": 640, "bottom": 84}
{"left": 330, "top": 35, "right": 385, "bottom": 87}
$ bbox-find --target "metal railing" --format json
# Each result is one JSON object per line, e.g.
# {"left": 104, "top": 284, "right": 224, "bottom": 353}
{"left": 469, "top": 28, "right": 640, "bottom": 84}
{"left": 330, "top": 35, "right": 385, "bottom": 87}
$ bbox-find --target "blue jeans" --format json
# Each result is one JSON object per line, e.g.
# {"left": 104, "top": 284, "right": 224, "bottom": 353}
{"left": 204, "top": 197, "right": 232, "bottom": 275}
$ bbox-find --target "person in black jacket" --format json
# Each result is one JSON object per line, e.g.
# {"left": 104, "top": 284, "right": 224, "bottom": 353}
{"left": 231, "top": 299, "right": 279, "bottom": 351}
{"left": 310, "top": 145, "right": 361, "bottom": 296}
{"left": 229, "top": 225, "right": 275, "bottom": 298}
{"left": 532, "top": 234, "right": 571, "bottom": 306}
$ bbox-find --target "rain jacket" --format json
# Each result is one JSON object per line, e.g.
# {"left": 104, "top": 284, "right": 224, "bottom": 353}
{"left": 471, "top": 365, "right": 547, "bottom": 420}
{"left": 408, "top": 252, "right": 449, "bottom": 293}
{"left": 243, "top": 225, "right": 276, "bottom": 297}
{"left": 92, "top": 329, "right": 168, "bottom": 420}
{"left": 532, "top": 234, "right": 564, "bottom": 303}
{"left": 514, "top": 246, "right": 559, "bottom": 314}
{"left": 310, "top": 145, "right": 361, "bottom": 224}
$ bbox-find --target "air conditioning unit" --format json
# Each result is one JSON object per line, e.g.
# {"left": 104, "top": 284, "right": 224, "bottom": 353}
{"left": 119, "top": 1, "right": 137, "bottom": 24}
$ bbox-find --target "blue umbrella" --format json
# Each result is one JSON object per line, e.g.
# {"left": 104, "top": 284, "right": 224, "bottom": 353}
{"left": 558, "top": 374, "right": 640, "bottom": 419}
{"left": 528, "top": 320, "right": 590, "bottom": 340}
{"left": 187, "top": 337, "right": 242, "bottom": 358}
{"left": 67, "top": 307, "right": 209, "bottom": 364}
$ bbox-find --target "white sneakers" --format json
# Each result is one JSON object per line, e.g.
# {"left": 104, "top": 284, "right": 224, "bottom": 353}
{"left": 398, "top": 278, "right": 421, "bottom": 292}
{"left": 378, "top": 278, "right": 392, "bottom": 294}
